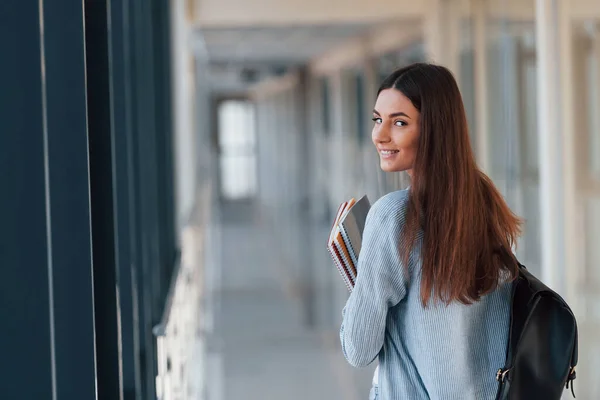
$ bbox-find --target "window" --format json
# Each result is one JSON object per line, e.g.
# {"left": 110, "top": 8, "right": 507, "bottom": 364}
{"left": 217, "top": 100, "right": 257, "bottom": 200}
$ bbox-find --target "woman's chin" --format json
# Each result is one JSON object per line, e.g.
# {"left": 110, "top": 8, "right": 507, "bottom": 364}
{"left": 380, "top": 161, "right": 403, "bottom": 173}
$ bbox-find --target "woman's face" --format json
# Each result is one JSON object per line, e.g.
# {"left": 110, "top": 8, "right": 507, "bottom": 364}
{"left": 372, "top": 88, "right": 420, "bottom": 174}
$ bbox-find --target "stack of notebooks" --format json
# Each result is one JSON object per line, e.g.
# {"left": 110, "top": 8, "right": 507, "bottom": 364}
{"left": 327, "top": 195, "right": 371, "bottom": 291}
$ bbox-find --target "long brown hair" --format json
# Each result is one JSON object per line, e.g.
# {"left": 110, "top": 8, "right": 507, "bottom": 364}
{"left": 378, "top": 63, "right": 522, "bottom": 305}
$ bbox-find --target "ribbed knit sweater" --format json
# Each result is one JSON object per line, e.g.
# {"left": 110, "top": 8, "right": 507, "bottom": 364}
{"left": 340, "top": 189, "right": 512, "bottom": 399}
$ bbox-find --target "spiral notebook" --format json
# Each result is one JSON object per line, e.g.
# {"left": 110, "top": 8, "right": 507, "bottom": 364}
{"left": 326, "top": 195, "right": 371, "bottom": 291}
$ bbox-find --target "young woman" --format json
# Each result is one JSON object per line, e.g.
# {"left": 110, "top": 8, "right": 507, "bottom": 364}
{"left": 340, "top": 63, "right": 521, "bottom": 400}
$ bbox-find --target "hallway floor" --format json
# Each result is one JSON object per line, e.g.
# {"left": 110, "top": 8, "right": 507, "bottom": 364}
{"left": 204, "top": 201, "right": 374, "bottom": 400}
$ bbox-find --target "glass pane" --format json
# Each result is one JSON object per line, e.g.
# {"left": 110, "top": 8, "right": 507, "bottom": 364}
{"left": 586, "top": 198, "right": 600, "bottom": 284}
{"left": 459, "top": 53, "right": 476, "bottom": 149}
{"left": 218, "top": 100, "right": 256, "bottom": 149}
{"left": 219, "top": 155, "right": 257, "bottom": 200}
{"left": 355, "top": 71, "right": 365, "bottom": 143}
{"left": 585, "top": 25, "right": 600, "bottom": 179}
{"left": 218, "top": 100, "right": 258, "bottom": 200}
{"left": 483, "top": 4, "right": 539, "bottom": 273}
{"left": 522, "top": 60, "right": 538, "bottom": 172}
{"left": 320, "top": 77, "right": 331, "bottom": 134}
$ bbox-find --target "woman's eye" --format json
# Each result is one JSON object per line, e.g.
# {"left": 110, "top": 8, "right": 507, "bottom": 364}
{"left": 372, "top": 117, "right": 382, "bottom": 124}
{"left": 395, "top": 120, "right": 407, "bottom": 127}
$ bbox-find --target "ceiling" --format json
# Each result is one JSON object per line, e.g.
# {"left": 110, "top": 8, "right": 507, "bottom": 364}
{"left": 195, "top": 24, "right": 374, "bottom": 63}
{"left": 193, "top": 24, "right": 376, "bottom": 94}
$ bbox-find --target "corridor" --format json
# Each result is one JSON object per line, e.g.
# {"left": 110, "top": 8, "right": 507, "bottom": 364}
{"left": 205, "top": 201, "right": 375, "bottom": 400}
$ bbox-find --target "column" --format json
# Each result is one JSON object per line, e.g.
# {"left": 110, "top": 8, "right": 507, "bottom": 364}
{"left": 424, "top": 0, "right": 461, "bottom": 77}
{"left": 536, "top": 0, "right": 576, "bottom": 294}
{"left": 473, "top": 0, "right": 491, "bottom": 173}
{"left": 108, "top": 0, "right": 147, "bottom": 398}
{"left": 85, "top": 0, "right": 126, "bottom": 398}
{"left": 0, "top": 1, "right": 97, "bottom": 399}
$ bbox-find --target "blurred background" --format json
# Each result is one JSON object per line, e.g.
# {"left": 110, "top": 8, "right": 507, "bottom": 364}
{"left": 2, "top": 0, "right": 600, "bottom": 399}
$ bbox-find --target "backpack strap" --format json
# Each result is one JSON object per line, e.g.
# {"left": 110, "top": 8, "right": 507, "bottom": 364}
{"left": 496, "top": 266, "right": 522, "bottom": 384}
{"left": 565, "top": 322, "right": 578, "bottom": 397}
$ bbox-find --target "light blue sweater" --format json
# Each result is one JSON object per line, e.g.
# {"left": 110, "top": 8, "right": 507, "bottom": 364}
{"left": 340, "top": 189, "right": 512, "bottom": 400}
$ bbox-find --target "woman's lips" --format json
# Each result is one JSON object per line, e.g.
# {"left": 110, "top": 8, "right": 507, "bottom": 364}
{"left": 379, "top": 149, "right": 399, "bottom": 159}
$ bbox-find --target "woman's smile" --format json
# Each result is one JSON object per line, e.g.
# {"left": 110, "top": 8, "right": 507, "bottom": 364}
{"left": 378, "top": 149, "right": 400, "bottom": 159}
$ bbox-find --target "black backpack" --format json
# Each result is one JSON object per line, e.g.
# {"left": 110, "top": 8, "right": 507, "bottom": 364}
{"left": 495, "top": 264, "right": 578, "bottom": 399}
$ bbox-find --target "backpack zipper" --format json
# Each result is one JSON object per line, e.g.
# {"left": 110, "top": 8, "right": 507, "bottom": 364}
{"left": 496, "top": 368, "right": 510, "bottom": 383}
{"left": 565, "top": 366, "right": 576, "bottom": 398}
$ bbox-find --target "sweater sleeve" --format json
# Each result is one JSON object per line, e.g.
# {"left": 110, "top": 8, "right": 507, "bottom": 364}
{"left": 340, "top": 196, "right": 409, "bottom": 367}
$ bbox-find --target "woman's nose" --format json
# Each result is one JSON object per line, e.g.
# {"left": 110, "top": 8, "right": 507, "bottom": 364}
{"left": 372, "top": 125, "right": 391, "bottom": 144}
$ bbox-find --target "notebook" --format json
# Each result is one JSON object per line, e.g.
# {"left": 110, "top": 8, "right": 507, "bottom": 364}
{"left": 327, "top": 195, "right": 371, "bottom": 291}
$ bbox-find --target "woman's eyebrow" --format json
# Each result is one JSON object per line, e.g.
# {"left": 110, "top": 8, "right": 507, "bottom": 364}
{"left": 372, "top": 109, "right": 411, "bottom": 119}
{"left": 389, "top": 112, "right": 410, "bottom": 119}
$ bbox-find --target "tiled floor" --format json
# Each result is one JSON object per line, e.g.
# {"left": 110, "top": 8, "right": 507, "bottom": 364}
{"left": 204, "top": 201, "right": 374, "bottom": 400}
